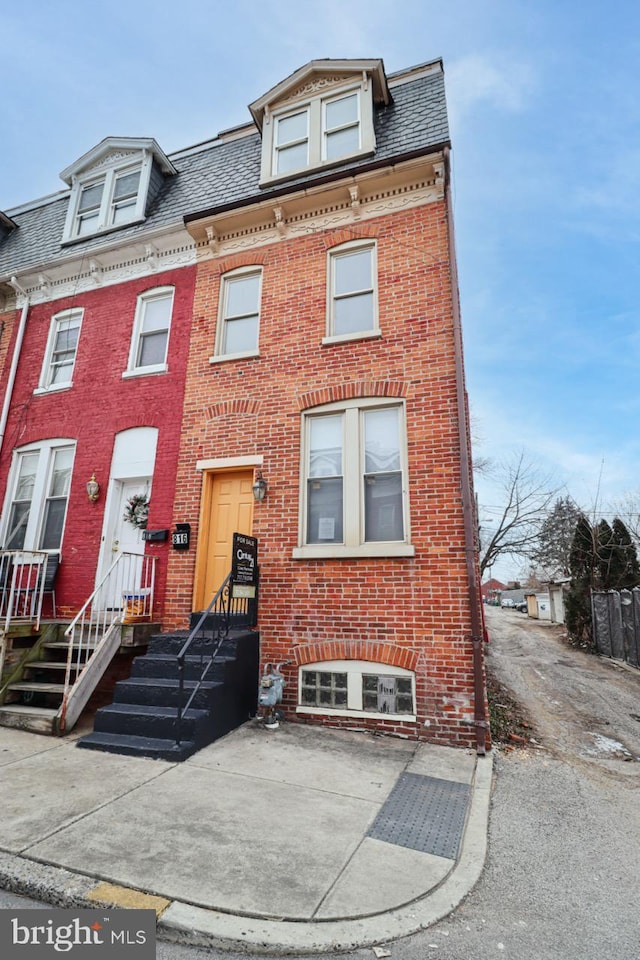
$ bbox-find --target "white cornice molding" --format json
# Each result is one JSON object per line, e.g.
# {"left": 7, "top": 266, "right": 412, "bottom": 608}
{"left": 9, "top": 229, "right": 197, "bottom": 306}
{"left": 188, "top": 155, "right": 445, "bottom": 261}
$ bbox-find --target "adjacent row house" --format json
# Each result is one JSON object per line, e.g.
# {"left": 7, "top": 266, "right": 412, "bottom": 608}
{"left": 0, "top": 57, "right": 488, "bottom": 754}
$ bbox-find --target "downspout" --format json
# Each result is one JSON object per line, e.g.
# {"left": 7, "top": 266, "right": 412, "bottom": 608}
{"left": 442, "top": 147, "right": 488, "bottom": 756}
{"left": 0, "top": 276, "right": 30, "bottom": 458}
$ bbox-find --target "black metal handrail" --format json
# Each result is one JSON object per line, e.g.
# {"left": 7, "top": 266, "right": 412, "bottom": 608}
{"left": 174, "top": 571, "right": 258, "bottom": 746}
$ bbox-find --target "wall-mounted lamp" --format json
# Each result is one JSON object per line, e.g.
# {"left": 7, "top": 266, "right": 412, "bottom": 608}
{"left": 86, "top": 473, "right": 100, "bottom": 502}
{"left": 252, "top": 470, "right": 267, "bottom": 502}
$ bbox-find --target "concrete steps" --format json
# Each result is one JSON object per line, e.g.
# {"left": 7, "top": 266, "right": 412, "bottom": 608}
{"left": 78, "top": 629, "right": 259, "bottom": 761}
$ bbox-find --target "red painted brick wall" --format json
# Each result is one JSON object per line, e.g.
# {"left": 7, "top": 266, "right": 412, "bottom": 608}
{"left": 166, "top": 201, "right": 480, "bottom": 747}
{"left": 0, "top": 267, "right": 196, "bottom": 618}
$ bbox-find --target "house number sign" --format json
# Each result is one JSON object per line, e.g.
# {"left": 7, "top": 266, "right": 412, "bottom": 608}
{"left": 171, "top": 523, "right": 191, "bottom": 550}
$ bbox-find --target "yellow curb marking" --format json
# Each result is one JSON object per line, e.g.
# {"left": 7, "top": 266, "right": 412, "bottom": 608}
{"left": 87, "top": 881, "right": 171, "bottom": 917}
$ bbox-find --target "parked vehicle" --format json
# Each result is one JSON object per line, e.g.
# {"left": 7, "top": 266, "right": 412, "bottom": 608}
{"left": 501, "top": 598, "right": 515, "bottom": 608}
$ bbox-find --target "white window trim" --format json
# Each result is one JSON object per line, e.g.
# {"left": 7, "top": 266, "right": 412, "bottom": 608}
{"left": 35, "top": 308, "right": 83, "bottom": 394}
{"left": 62, "top": 152, "right": 153, "bottom": 243}
{"left": 325, "top": 239, "right": 380, "bottom": 342}
{"left": 211, "top": 266, "right": 262, "bottom": 361}
{"left": 297, "top": 659, "right": 416, "bottom": 721}
{"left": 260, "top": 80, "right": 375, "bottom": 185}
{"left": 1, "top": 440, "right": 75, "bottom": 552}
{"left": 124, "top": 286, "right": 174, "bottom": 378}
{"left": 293, "top": 397, "right": 413, "bottom": 560}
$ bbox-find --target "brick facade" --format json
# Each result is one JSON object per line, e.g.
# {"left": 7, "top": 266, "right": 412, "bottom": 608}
{"left": 0, "top": 267, "right": 196, "bottom": 618}
{"left": 165, "top": 202, "right": 481, "bottom": 747}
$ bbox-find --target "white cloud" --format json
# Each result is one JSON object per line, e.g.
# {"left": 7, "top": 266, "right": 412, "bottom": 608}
{"left": 446, "top": 53, "right": 536, "bottom": 124}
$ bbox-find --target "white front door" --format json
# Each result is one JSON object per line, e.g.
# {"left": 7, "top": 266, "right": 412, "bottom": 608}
{"left": 98, "top": 478, "right": 149, "bottom": 608}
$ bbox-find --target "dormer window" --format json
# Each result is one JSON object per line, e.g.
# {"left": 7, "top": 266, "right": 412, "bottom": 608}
{"left": 60, "top": 137, "right": 176, "bottom": 244}
{"left": 250, "top": 60, "right": 390, "bottom": 187}
{"left": 70, "top": 163, "right": 144, "bottom": 240}
{"left": 266, "top": 84, "right": 369, "bottom": 183}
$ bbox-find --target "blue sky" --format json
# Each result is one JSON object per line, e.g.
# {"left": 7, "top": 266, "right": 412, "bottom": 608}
{"left": 3, "top": 0, "right": 639, "bottom": 578}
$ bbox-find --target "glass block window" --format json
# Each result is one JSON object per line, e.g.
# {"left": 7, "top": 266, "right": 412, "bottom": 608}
{"left": 298, "top": 661, "right": 415, "bottom": 718}
{"left": 301, "top": 670, "right": 348, "bottom": 707}
{"left": 362, "top": 675, "right": 414, "bottom": 714}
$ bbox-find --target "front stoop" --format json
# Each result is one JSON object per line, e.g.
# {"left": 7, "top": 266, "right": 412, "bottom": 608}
{"left": 77, "top": 629, "right": 259, "bottom": 760}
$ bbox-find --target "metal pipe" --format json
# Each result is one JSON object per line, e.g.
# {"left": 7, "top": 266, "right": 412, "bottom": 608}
{"left": 443, "top": 146, "right": 488, "bottom": 756}
{"left": 0, "top": 277, "right": 30, "bottom": 459}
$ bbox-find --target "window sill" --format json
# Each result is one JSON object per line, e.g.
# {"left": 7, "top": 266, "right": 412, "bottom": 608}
{"left": 122, "top": 364, "right": 168, "bottom": 379}
{"left": 33, "top": 383, "right": 73, "bottom": 396}
{"left": 297, "top": 705, "right": 416, "bottom": 723}
{"left": 322, "top": 329, "right": 381, "bottom": 346}
{"left": 259, "top": 149, "right": 374, "bottom": 190}
{"left": 61, "top": 216, "right": 146, "bottom": 247}
{"left": 209, "top": 350, "right": 260, "bottom": 365}
{"left": 292, "top": 543, "right": 415, "bottom": 560}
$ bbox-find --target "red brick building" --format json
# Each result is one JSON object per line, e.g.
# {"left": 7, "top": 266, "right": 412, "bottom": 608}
{"left": 168, "top": 58, "right": 488, "bottom": 751}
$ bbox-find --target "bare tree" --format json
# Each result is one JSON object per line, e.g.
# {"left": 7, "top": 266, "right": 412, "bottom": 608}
{"left": 476, "top": 452, "right": 560, "bottom": 578}
{"left": 610, "top": 492, "right": 640, "bottom": 547}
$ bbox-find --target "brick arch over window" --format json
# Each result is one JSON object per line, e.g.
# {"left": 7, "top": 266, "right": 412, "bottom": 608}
{"left": 208, "top": 250, "right": 269, "bottom": 277}
{"left": 298, "top": 379, "right": 408, "bottom": 412}
{"left": 322, "top": 224, "right": 379, "bottom": 250}
{"left": 205, "top": 398, "right": 262, "bottom": 420}
{"left": 293, "top": 640, "right": 418, "bottom": 672}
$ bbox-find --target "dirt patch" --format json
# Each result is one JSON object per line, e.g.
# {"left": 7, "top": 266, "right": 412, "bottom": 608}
{"left": 486, "top": 664, "right": 535, "bottom": 747}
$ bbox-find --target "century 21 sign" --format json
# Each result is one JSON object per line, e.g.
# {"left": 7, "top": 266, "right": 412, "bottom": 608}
{"left": 231, "top": 532, "right": 258, "bottom": 598}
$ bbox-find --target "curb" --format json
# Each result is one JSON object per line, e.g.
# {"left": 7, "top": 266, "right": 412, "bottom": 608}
{"left": 0, "top": 754, "right": 493, "bottom": 954}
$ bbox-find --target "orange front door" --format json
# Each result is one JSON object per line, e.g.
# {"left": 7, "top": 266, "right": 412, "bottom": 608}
{"left": 194, "top": 470, "right": 254, "bottom": 610}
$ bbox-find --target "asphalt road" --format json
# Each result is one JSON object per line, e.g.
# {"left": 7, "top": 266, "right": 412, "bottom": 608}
{"left": 4, "top": 608, "right": 640, "bottom": 959}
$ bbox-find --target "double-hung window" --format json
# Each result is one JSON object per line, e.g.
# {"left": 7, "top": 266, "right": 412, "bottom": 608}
{"left": 323, "top": 92, "right": 360, "bottom": 161}
{"left": 295, "top": 399, "right": 413, "bottom": 559}
{"left": 65, "top": 163, "right": 144, "bottom": 242}
{"left": 213, "top": 268, "right": 262, "bottom": 360}
{"left": 3, "top": 442, "right": 74, "bottom": 552}
{"left": 126, "top": 287, "right": 174, "bottom": 376}
{"left": 326, "top": 241, "right": 378, "bottom": 341}
{"left": 261, "top": 82, "right": 373, "bottom": 184}
{"left": 274, "top": 109, "right": 309, "bottom": 175}
{"left": 37, "top": 309, "right": 83, "bottom": 392}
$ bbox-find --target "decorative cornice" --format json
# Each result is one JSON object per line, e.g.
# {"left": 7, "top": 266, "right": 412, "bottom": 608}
{"left": 11, "top": 236, "right": 196, "bottom": 306}
{"left": 191, "top": 162, "right": 444, "bottom": 262}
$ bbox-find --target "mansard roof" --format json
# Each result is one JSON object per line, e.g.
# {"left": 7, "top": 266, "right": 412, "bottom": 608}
{"left": 0, "top": 61, "right": 449, "bottom": 279}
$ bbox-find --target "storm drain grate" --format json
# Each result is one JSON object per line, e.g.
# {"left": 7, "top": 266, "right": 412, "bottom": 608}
{"left": 367, "top": 772, "right": 471, "bottom": 860}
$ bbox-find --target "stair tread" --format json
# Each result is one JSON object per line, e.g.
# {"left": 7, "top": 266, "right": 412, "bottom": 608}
{"left": 121, "top": 677, "right": 222, "bottom": 688}
{"left": 101, "top": 702, "right": 208, "bottom": 718}
{"left": 7, "top": 682, "right": 65, "bottom": 693}
{"left": 0, "top": 705, "right": 59, "bottom": 717}
{"left": 80, "top": 731, "right": 194, "bottom": 750}
{"left": 25, "top": 661, "right": 79, "bottom": 671}
{"left": 44, "top": 641, "right": 98, "bottom": 650}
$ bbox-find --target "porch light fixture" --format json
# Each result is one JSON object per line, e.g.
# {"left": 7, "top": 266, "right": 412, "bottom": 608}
{"left": 86, "top": 473, "right": 100, "bottom": 502}
{"left": 252, "top": 471, "right": 267, "bottom": 502}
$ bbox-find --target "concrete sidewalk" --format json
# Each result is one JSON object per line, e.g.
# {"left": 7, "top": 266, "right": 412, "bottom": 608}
{"left": 0, "top": 722, "right": 492, "bottom": 954}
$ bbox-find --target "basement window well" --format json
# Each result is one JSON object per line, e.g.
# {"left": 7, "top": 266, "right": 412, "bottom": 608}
{"left": 298, "top": 660, "right": 415, "bottom": 720}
